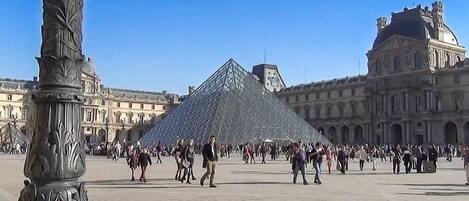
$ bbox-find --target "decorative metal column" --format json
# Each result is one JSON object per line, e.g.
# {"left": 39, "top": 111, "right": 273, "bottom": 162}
{"left": 19, "top": 0, "right": 87, "bottom": 200}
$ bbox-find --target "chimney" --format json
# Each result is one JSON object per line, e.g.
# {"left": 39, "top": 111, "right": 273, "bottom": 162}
{"left": 432, "top": 1, "right": 444, "bottom": 40}
{"left": 188, "top": 86, "right": 195, "bottom": 95}
{"left": 87, "top": 57, "right": 92, "bottom": 62}
{"left": 376, "top": 17, "right": 387, "bottom": 33}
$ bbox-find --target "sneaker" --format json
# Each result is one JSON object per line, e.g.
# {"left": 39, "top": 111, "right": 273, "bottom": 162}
{"left": 209, "top": 185, "right": 217, "bottom": 188}
{"left": 465, "top": 183, "right": 469, "bottom": 186}
{"left": 303, "top": 181, "right": 309, "bottom": 185}
{"left": 200, "top": 180, "right": 204, "bottom": 186}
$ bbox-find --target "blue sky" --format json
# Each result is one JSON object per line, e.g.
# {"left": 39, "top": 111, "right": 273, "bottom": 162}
{"left": 1, "top": 0, "right": 468, "bottom": 95}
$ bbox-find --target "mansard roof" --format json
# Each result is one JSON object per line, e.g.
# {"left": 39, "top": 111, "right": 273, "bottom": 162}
{"left": 373, "top": 5, "right": 459, "bottom": 48}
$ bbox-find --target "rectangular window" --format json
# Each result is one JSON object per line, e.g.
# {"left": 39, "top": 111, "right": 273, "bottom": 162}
{"left": 117, "top": 102, "right": 120, "bottom": 107}
{"left": 139, "top": 115, "right": 144, "bottom": 123}
{"left": 402, "top": 92, "right": 407, "bottom": 111}
{"left": 339, "top": 90, "right": 343, "bottom": 97}
{"left": 129, "top": 103, "right": 132, "bottom": 108}
{"left": 351, "top": 88, "right": 356, "bottom": 96}
{"left": 305, "top": 94, "right": 309, "bottom": 101}
{"left": 7, "top": 94, "right": 12, "bottom": 101}
{"left": 163, "top": 106, "right": 167, "bottom": 110}
{"left": 86, "top": 110, "right": 92, "bottom": 122}
{"left": 315, "top": 108, "right": 320, "bottom": 119}
{"left": 101, "top": 100, "right": 105, "bottom": 106}
{"left": 151, "top": 104, "right": 155, "bottom": 109}
{"left": 140, "top": 104, "right": 144, "bottom": 109}
{"left": 327, "top": 91, "right": 331, "bottom": 98}
{"left": 316, "top": 93, "right": 320, "bottom": 100}
{"left": 295, "top": 95, "right": 299, "bottom": 102}
{"left": 416, "top": 96, "right": 421, "bottom": 112}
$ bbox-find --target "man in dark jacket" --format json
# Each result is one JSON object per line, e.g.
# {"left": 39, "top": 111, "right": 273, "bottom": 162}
{"left": 200, "top": 136, "right": 218, "bottom": 188}
{"left": 337, "top": 146, "right": 347, "bottom": 174}
{"left": 293, "top": 140, "right": 308, "bottom": 185}
{"left": 428, "top": 144, "right": 438, "bottom": 172}
{"left": 138, "top": 149, "right": 152, "bottom": 183}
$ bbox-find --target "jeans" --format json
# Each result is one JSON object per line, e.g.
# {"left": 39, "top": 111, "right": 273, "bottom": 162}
{"left": 313, "top": 162, "right": 321, "bottom": 183}
{"left": 359, "top": 159, "right": 365, "bottom": 171}
{"left": 293, "top": 160, "right": 307, "bottom": 184}
{"left": 416, "top": 158, "right": 422, "bottom": 173}
{"left": 393, "top": 159, "right": 400, "bottom": 174}
{"left": 404, "top": 160, "right": 411, "bottom": 174}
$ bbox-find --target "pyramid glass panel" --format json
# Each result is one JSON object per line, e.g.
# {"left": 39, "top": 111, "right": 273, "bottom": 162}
{"left": 0, "top": 123, "right": 29, "bottom": 145}
{"left": 140, "top": 59, "right": 331, "bottom": 146}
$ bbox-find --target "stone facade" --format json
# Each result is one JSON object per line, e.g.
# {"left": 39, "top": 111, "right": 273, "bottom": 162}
{"left": 275, "top": 2, "right": 469, "bottom": 145}
{"left": 0, "top": 57, "right": 179, "bottom": 144}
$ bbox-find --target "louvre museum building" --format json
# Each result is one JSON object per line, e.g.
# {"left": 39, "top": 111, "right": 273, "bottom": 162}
{"left": 275, "top": 3, "right": 469, "bottom": 145}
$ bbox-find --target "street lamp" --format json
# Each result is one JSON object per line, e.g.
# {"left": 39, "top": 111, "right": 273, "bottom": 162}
{"left": 19, "top": 1, "right": 88, "bottom": 200}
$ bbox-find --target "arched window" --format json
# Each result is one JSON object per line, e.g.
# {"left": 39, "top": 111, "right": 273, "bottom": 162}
{"left": 5, "top": 107, "right": 12, "bottom": 119}
{"left": 21, "top": 108, "right": 28, "bottom": 120}
{"left": 445, "top": 53, "right": 450, "bottom": 67}
{"left": 375, "top": 59, "right": 382, "bottom": 76}
{"left": 100, "top": 110, "right": 106, "bottom": 122}
{"left": 434, "top": 51, "right": 439, "bottom": 68}
{"left": 394, "top": 55, "right": 401, "bottom": 72}
{"left": 415, "top": 52, "right": 423, "bottom": 69}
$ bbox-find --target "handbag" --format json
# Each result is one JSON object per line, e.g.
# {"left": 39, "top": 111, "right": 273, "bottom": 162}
{"left": 182, "top": 159, "right": 190, "bottom": 168}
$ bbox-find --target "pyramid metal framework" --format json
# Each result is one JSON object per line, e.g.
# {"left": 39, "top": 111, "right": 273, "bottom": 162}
{"left": 140, "top": 59, "right": 331, "bottom": 146}
{"left": 0, "top": 123, "right": 29, "bottom": 145}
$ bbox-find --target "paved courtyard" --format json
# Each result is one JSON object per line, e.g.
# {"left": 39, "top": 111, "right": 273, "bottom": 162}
{"left": 0, "top": 154, "right": 468, "bottom": 201}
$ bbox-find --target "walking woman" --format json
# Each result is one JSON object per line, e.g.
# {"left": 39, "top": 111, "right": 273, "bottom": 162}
{"left": 180, "top": 139, "right": 197, "bottom": 184}
{"left": 325, "top": 145, "right": 332, "bottom": 174}
{"left": 174, "top": 139, "right": 184, "bottom": 181}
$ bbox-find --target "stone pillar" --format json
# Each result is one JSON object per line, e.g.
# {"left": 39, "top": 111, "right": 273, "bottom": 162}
{"left": 19, "top": 0, "right": 87, "bottom": 201}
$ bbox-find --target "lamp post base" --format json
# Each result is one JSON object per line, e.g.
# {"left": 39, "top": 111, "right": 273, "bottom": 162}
{"left": 19, "top": 181, "right": 87, "bottom": 201}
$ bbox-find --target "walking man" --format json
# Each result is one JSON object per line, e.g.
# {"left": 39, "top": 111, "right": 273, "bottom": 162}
{"left": 292, "top": 140, "right": 308, "bottom": 185}
{"left": 200, "top": 136, "right": 218, "bottom": 188}
{"left": 138, "top": 149, "right": 152, "bottom": 183}
{"left": 260, "top": 142, "right": 267, "bottom": 164}
{"left": 311, "top": 142, "right": 323, "bottom": 184}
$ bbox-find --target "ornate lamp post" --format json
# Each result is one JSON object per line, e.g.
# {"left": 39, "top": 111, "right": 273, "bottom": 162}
{"left": 19, "top": 0, "right": 88, "bottom": 200}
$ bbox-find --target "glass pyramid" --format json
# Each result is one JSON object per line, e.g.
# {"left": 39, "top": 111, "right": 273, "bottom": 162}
{"left": 0, "top": 123, "right": 29, "bottom": 145}
{"left": 140, "top": 59, "right": 331, "bottom": 146}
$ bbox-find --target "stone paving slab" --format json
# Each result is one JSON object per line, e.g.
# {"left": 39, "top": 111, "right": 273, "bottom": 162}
{"left": 0, "top": 154, "right": 468, "bottom": 201}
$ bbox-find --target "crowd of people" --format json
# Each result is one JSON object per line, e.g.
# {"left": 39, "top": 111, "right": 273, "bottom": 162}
{"left": 0, "top": 142, "right": 27, "bottom": 154}
{"left": 112, "top": 137, "right": 469, "bottom": 187}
